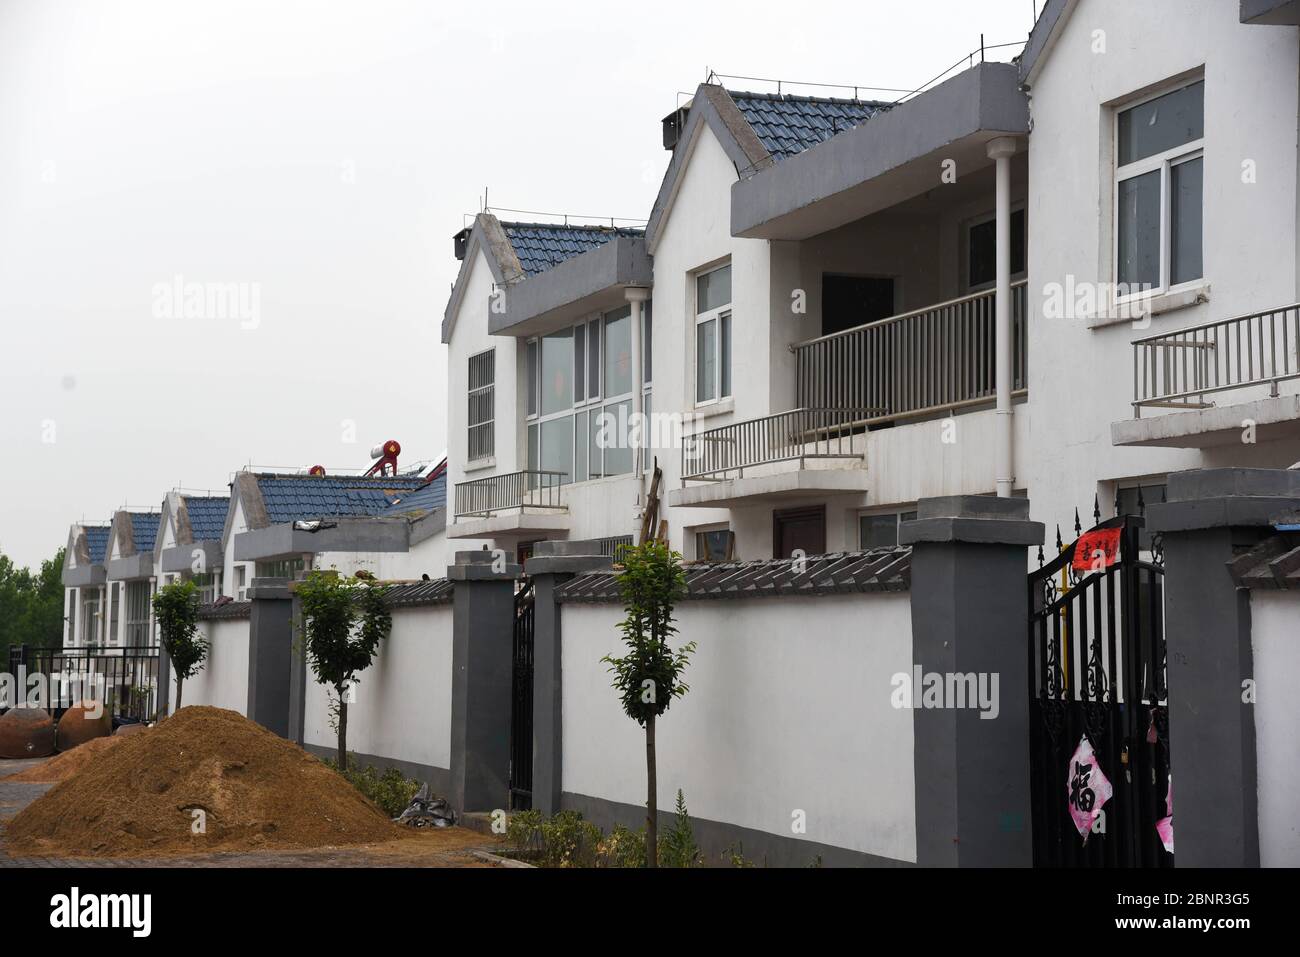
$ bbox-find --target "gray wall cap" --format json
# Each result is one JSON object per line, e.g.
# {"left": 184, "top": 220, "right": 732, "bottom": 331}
{"left": 447, "top": 550, "right": 522, "bottom": 581}
{"left": 902, "top": 497, "right": 1041, "bottom": 547}
{"left": 1148, "top": 468, "right": 1300, "bottom": 533}
{"left": 247, "top": 579, "right": 294, "bottom": 601}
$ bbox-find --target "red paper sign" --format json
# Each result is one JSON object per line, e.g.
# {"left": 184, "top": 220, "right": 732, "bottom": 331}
{"left": 1072, "top": 527, "right": 1123, "bottom": 574}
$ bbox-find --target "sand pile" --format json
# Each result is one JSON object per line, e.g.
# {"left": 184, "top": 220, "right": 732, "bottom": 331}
{"left": 5, "top": 706, "right": 404, "bottom": 858}
{"left": 4, "top": 734, "right": 123, "bottom": 783}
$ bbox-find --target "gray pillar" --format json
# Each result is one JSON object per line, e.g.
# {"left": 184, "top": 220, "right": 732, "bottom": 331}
{"left": 447, "top": 550, "right": 522, "bottom": 814}
{"left": 525, "top": 541, "right": 613, "bottom": 816}
{"left": 246, "top": 578, "right": 294, "bottom": 737}
{"left": 901, "top": 495, "right": 1044, "bottom": 867}
{"left": 1146, "top": 467, "right": 1300, "bottom": 868}
{"left": 287, "top": 591, "right": 307, "bottom": 746}
{"left": 157, "top": 640, "right": 171, "bottom": 718}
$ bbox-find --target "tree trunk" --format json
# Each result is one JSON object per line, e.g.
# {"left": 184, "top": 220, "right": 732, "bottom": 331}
{"left": 646, "top": 713, "right": 657, "bottom": 868}
{"left": 337, "top": 694, "right": 348, "bottom": 773}
{"left": 175, "top": 677, "right": 183, "bottom": 715}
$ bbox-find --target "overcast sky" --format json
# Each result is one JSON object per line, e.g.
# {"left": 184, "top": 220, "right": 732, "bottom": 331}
{"left": 0, "top": 0, "right": 1035, "bottom": 569}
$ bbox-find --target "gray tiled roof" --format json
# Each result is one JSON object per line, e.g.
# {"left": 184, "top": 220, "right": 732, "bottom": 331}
{"left": 503, "top": 222, "right": 643, "bottom": 277}
{"left": 198, "top": 599, "right": 252, "bottom": 620}
{"left": 380, "top": 473, "right": 446, "bottom": 519}
{"left": 1227, "top": 532, "right": 1300, "bottom": 589}
{"left": 727, "top": 90, "right": 890, "bottom": 162}
{"left": 555, "top": 549, "right": 911, "bottom": 603}
{"left": 383, "top": 578, "right": 454, "bottom": 607}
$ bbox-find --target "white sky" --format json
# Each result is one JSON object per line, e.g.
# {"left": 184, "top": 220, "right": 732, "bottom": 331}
{"left": 0, "top": 0, "right": 1036, "bottom": 568}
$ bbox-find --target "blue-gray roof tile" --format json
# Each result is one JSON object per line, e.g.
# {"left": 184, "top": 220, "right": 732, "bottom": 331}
{"left": 185, "top": 496, "right": 230, "bottom": 542}
{"left": 727, "top": 90, "right": 890, "bottom": 161}
{"left": 503, "top": 222, "right": 643, "bottom": 277}
{"left": 128, "top": 512, "right": 161, "bottom": 554}
{"left": 85, "top": 526, "right": 110, "bottom": 565}
{"left": 254, "top": 474, "right": 431, "bottom": 524}
{"left": 381, "top": 473, "right": 446, "bottom": 518}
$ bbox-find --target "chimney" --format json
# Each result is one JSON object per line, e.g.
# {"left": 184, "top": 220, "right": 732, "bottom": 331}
{"left": 662, "top": 106, "right": 690, "bottom": 151}
{"left": 453, "top": 227, "right": 471, "bottom": 261}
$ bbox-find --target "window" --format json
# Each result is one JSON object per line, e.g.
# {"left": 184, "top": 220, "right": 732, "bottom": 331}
{"left": 1115, "top": 80, "right": 1204, "bottom": 298}
{"left": 254, "top": 559, "right": 303, "bottom": 581}
{"left": 525, "top": 305, "right": 650, "bottom": 485}
{"left": 966, "top": 209, "right": 1027, "bottom": 290}
{"left": 67, "top": 591, "right": 76, "bottom": 646}
{"left": 695, "top": 264, "right": 731, "bottom": 404}
{"left": 858, "top": 509, "right": 918, "bottom": 549}
{"left": 694, "top": 526, "right": 734, "bottom": 562}
{"left": 234, "top": 565, "right": 247, "bottom": 601}
{"left": 468, "top": 348, "right": 495, "bottom": 461}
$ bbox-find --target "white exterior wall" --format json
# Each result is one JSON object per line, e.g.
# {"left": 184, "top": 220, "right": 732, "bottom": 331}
{"left": 560, "top": 593, "right": 917, "bottom": 861}
{"left": 1251, "top": 590, "right": 1300, "bottom": 867}
{"left": 1025, "top": 0, "right": 1300, "bottom": 534}
{"left": 445, "top": 248, "right": 516, "bottom": 550}
{"left": 222, "top": 496, "right": 252, "bottom": 599}
{"left": 303, "top": 603, "right": 454, "bottom": 771}
{"left": 176, "top": 617, "right": 250, "bottom": 715}
{"left": 316, "top": 529, "right": 453, "bottom": 582}
{"left": 651, "top": 124, "right": 777, "bottom": 550}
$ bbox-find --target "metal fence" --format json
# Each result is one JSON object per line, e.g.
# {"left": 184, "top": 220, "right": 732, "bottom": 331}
{"left": 2, "top": 644, "right": 161, "bottom": 723}
{"left": 1132, "top": 302, "right": 1300, "bottom": 415}
{"left": 454, "top": 470, "right": 566, "bottom": 518}
{"left": 682, "top": 408, "right": 870, "bottom": 481}
{"left": 792, "top": 281, "right": 1028, "bottom": 420}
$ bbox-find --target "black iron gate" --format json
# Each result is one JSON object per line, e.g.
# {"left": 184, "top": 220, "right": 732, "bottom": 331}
{"left": 1028, "top": 515, "right": 1172, "bottom": 867}
{"left": 1, "top": 644, "right": 160, "bottom": 723}
{"left": 509, "top": 580, "right": 535, "bottom": 810}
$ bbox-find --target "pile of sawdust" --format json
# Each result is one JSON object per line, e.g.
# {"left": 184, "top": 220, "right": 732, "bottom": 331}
{"left": 4, "top": 734, "right": 123, "bottom": 783}
{"left": 5, "top": 706, "right": 405, "bottom": 858}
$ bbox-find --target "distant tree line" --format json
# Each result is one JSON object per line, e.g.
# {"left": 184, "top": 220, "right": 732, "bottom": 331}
{"left": 0, "top": 546, "right": 65, "bottom": 664}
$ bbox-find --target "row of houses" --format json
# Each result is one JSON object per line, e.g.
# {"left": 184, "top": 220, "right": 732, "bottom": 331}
{"left": 59, "top": 453, "right": 451, "bottom": 650}
{"left": 440, "top": 0, "right": 1300, "bottom": 565}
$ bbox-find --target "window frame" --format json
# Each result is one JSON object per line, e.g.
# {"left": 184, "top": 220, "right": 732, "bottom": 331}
{"left": 857, "top": 506, "right": 919, "bottom": 550}
{"left": 693, "top": 262, "right": 732, "bottom": 407}
{"left": 964, "top": 204, "right": 1028, "bottom": 293}
{"left": 1112, "top": 78, "right": 1205, "bottom": 306}
{"left": 467, "top": 347, "right": 496, "bottom": 463}
{"left": 524, "top": 305, "right": 648, "bottom": 486}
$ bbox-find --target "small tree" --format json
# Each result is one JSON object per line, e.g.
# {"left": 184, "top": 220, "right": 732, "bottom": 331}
{"left": 602, "top": 541, "right": 694, "bottom": 867}
{"left": 296, "top": 571, "right": 391, "bottom": 772}
{"left": 152, "top": 579, "right": 207, "bottom": 713}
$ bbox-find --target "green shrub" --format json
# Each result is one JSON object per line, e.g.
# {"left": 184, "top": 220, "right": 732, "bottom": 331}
{"left": 658, "top": 789, "right": 701, "bottom": 868}
{"left": 598, "top": 823, "right": 647, "bottom": 868}
{"left": 540, "top": 810, "right": 602, "bottom": 868}
{"left": 324, "top": 755, "right": 420, "bottom": 818}
{"left": 506, "top": 809, "right": 544, "bottom": 856}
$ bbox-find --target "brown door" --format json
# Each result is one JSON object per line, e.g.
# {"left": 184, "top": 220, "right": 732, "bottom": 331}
{"left": 773, "top": 506, "right": 826, "bottom": 559}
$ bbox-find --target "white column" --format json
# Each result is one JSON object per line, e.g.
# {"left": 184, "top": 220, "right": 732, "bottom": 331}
{"left": 987, "top": 136, "right": 1018, "bottom": 498}
{"left": 98, "top": 583, "right": 107, "bottom": 646}
{"left": 66, "top": 587, "right": 77, "bottom": 646}
{"left": 625, "top": 286, "right": 651, "bottom": 481}
{"left": 148, "top": 576, "right": 157, "bottom": 647}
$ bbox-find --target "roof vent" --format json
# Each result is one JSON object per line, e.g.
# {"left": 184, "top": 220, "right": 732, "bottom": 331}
{"left": 662, "top": 106, "right": 690, "bottom": 151}
{"left": 453, "top": 227, "right": 471, "bottom": 261}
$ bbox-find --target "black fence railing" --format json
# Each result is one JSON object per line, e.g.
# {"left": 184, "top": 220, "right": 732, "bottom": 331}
{"left": 2, "top": 644, "right": 162, "bottom": 724}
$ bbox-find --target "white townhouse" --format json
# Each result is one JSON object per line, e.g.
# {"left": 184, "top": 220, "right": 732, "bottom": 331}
{"left": 1021, "top": 0, "right": 1300, "bottom": 533}
{"left": 154, "top": 491, "right": 229, "bottom": 600}
{"left": 443, "top": 0, "right": 1300, "bottom": 563}
{"left": 60, "top": 521, "right": 111, "bottom": 647}
{"left": 101, "top": 509, "right": 163, "bottom": 648}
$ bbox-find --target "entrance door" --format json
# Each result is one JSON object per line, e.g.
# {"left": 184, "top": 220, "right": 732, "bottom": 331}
{"left": 821, "top": 275, "right": 896, "bottom": 336}
{"left": 773, "top": 505, "right": 826, "bottom": 559}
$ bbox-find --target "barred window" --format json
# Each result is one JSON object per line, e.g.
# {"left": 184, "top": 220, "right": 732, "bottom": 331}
{"left": 468, "top": 348, "right": 495, "bottom": 461}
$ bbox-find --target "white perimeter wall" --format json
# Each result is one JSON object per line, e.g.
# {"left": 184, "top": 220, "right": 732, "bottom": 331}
{"left": 177, "top": 617, "right": 250, "bottom": 715}
{"left": 303, "top": 603, "right": 454, "bottom": 772}
{"left": 1251, "top": 590, "right": 1300, "bottom": 866}
{"left": 561, "top": 592, "right": 916, "bottom": 862}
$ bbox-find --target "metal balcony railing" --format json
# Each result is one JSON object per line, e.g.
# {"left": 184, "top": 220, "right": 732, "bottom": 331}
{"left": 1132, "top": 303, "right": 1300, "bottom": 415}
{"left": 792, "top": 281, "right": 1028, "bottom": 421}
{"left": 454, "top": 470, "right": 566, "bottom": 518}
{"left": 682, "top": 408, "right": 873, "bottom": 482}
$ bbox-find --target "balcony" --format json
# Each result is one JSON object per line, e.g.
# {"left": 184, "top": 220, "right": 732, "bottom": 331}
{"left": 449, "top": 469, "right": 572, "bottom": 540}
{"left": 1113, "top": 303, "right": 1300, "bottom": 449}
{"left": 668, "top": 284, "right": 1027, "bottom": 509}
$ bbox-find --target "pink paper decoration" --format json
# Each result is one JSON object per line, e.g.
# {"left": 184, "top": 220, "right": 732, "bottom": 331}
{"left": 1067, "top": 735, "right": 1113, "bottom": 842}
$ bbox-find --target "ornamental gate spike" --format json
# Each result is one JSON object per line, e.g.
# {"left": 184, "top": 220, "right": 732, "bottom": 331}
{"left": 1074, "top": 508, "right": 1082, "bottom": 538}
{"left": 1055, "top": 524, "right": 1063, "bottom": 552}
{"left": 1093, "top": 493, "right": 1101, "bottom": 527}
